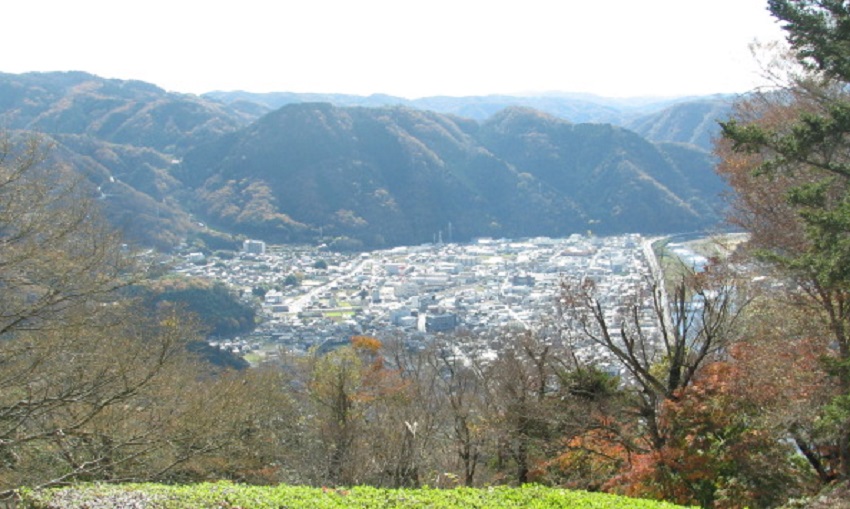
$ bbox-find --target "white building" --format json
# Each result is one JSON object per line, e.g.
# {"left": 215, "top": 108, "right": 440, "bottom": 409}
{"left": 243, "top": 239, "right": 266, "bottom": 255}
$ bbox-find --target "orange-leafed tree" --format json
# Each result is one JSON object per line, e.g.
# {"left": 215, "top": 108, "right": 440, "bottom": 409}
{"left": 535, "top": 363, "right": 635, "bottom": 490}
{"left": 544, "top": 416, "right": 633, "bottom": 490}
{"left": 608, "top": 359, "right": 810, "bottom": 509}
{"left": 717, "top": 82, "right": 850, "bottom": 483}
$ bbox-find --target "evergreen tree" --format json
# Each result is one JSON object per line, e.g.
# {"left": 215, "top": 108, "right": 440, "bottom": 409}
{"left": 720, "top": 0, "right": 850, "bottom": 481}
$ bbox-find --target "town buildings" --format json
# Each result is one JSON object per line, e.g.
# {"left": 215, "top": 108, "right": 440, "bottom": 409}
{"left": 173, "top": 233, "right": 677, "bottom": 373}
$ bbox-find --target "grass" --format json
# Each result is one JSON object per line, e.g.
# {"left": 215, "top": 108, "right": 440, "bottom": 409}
{"left": 18, "top": 482, "right": 697, "bottom": 509}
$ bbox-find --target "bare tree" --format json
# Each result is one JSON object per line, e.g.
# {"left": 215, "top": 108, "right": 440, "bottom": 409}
{"left": 476, "top": 329, "right": 567, "bottom": 485}
{"left": 0, "top": 135, "right": 135, "bottom": 340}
{"left": 0, "top": 135, "right": 287, "bottom": 497}
{"left": 421, "top": 334, "right": 489, "bottom": 487}
{"left": 559, "top": 260, "right": 747, "bottom": 451}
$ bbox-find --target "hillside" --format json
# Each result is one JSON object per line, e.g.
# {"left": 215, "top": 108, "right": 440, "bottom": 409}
{"left": 0, "top": 71, "right": 729, "bottom": 250}
{"left": 625, "top": 96, "right": 733, "bottom": 151}
{"left": 0, "top": 71, "right": 251, "bottom": 152}
{"left": 0, "top": 72, "right": 256, "bottom": 247}
{"left": 179, "top": 103, "right": 723, "bottom": 248}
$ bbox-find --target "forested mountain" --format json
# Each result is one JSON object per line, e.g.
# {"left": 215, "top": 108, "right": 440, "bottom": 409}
{"left": 177, "top": 103, "right": 724, "bottom": 248}
{"left": 625, "top": 97, "right": 733, "bottom": 150}
{"left": 0, "top": 71, "right": 729, "bottom": 250}
{"left": 0, "top": 72, "right": 253, "bottom": 248}
{"left": 0, "top": 71, "right": 253, "bottom": 151}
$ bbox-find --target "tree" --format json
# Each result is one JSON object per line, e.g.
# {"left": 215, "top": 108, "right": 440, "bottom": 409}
{"left": 719, "top": 0, "right": 850, "bottom": 480}
{"left": 0, "top": 134, "right": 185, "bottom": 492}
{"left": 539, "top": 364, "right": 633, "bottom": 491}
{"left": 137, "top": 277, "right": 256, "bottom": 338}
{"left": 601, "top": 287, "right": 824, "bottom": 509}
{"left": 422, "top": 335, "right": 490, "bottom": 487}
{"left": 559, "top": 263, "right": 745, "bottom": 454}
{"left": 555, "top": 254, "right": 767, "bottom": 507}
{"left": 768, "top": 0, "right": 850, "bottom": 80}
{"left": 0, "top": 135, "right": 285, "bottom": 496}
{"left": 374, "top": 333, "right": 450, "bottom": 489}
{"left": 725, "top": 306, "right": 832, "bottom": 487}
{"left": 611, "top": 359, "right": 809, "bottom": 509}
{"left": 476, "top": 331, "right": 551, "bottom": 484}
{"left": 0, "top": 134, "right": 133, "bottom": 342}
{"left": 1, "top": 304, "right": 190, "bottom": 491}
{"left": 298, "top": 336, "right": 414, "bottom": 486}
{"left": 167, "top": 366, "right": 299, "bottom": 485}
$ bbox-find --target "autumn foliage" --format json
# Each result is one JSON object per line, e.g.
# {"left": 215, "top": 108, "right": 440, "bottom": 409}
{"left": 607, "top": 360, "right": 807, "bottom": 508}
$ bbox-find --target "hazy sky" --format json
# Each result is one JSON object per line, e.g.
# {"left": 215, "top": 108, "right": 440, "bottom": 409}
{"left": 4, "top": 0, "right": 787, "bottom": 99}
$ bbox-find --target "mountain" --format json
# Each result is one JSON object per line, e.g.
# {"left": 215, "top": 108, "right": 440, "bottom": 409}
{"left": 46, "top": 134, "right": 198, "bottom": 249}
{"left": 0, "top": 71, "right": 252, "bottom": 152}
{"left": 0, "top": 71, "right": 254, "bottom": 248}
{"left": 205, "top": 89, "right": 732, "bottom": 152}
{"left": 625, "top": 96, "right": 734, "bottom": 151}
{"left": 178, "top": 103, "right": 725, "bottom": 249}
{"left": 0, "top": 71, "right": 730, "bottom": 250}
{"left": 477, "top": 107, "right": 723, "bottom": 234}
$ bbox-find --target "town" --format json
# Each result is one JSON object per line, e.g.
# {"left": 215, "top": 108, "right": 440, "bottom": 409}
{"left": 170, "top": 233, "right": 713, "bottom": 373}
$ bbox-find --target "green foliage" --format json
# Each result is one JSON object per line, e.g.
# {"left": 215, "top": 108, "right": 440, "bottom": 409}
{"left": 194, "top": 230, "right": 242, "bottom": 251}
{"left": 19, "top": 482, "right": 697, "bottom": 509}
{"left": 718, "top": 0, "right": 850, "bottom": 485}
{"left": 186, "top": 341, "right": 250, "bottom": 371}
{"left": 559, "top": 365, "right": 620, "bottom": 402}
{"left": 769, "top": 0, "right": 850, "bottom": 81}
{"left": 135, "top": 277, "right": 256, "bottom": 337}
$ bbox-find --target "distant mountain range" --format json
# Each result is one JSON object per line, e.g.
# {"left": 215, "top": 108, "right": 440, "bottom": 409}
{"left": 204, "top": 89, "right": 735, "bottom": 138}
{"left": 0, "top": 71, "right": 736, "bottom": 250}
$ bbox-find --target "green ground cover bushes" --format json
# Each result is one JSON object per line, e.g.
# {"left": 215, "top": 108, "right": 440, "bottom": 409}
{"left": 19, "top": 482, "right": 695, "bottom": 509}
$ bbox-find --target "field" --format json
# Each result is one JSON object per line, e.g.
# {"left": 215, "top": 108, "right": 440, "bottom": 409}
{"left": 19, "top": 482, "right": 696, "bottom": 508}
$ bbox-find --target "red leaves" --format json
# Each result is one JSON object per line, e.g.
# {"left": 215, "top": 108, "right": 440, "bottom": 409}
{"left": 544, "top": 420, "right": 631, "bottom": 491}
{"left": 602, "top": 355, "right": 811, "bottom": 508}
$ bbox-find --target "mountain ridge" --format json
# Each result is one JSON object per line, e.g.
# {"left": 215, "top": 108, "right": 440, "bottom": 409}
{"left": 178, "top": 103, "right": 724, "bottom": 249}
{"left": 0, "top": 71, "right": 731, "bottom": 250}
{"left": 204, "top": 89, "right": 734, "bottom": 141}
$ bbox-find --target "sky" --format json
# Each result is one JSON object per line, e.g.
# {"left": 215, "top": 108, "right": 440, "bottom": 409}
{"left": 3, "top": 0, "right": 788, "bottom": 99}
